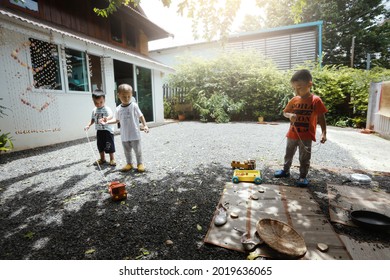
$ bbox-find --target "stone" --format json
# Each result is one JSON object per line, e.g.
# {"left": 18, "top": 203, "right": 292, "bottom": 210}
{"left": 317, "top": 243, "right": 329, "bottom": 252}
{"left": 230, "top": 212, "right": 239, "bottom": 219}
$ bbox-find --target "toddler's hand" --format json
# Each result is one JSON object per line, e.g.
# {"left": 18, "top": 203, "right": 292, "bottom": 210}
{"left": 84, "top": 125, "right": 90, "bottom": 131}
{"left": 143, "top": 125, "right": 149, "bottom": 133}
{"left": 290, "top": 113, "right": 297, "bottom": 123}
{"left": 320, "top": 134, "right": 327, "bottom": 143}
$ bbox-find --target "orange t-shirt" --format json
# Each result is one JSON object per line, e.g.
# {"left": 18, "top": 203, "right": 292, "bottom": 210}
{"left": 284, "top": 94, "right": 327, "bottom": 141}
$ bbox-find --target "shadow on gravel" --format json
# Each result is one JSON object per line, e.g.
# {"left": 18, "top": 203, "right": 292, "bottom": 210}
{"left": 1, "top": 159, "right": 389, "bottom": 260}
{"left": 0, "top": 163, "right": 246, "bottom": 260}
{"left": 0, "top": 137, "right": 91, "bottom": 164}
{"left": 0, "top": 160, "right": 87, "bottom": 188}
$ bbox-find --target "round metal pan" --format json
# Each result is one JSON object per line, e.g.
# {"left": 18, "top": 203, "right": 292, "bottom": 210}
{"left": 351, "top": 210, "right": 390, "bottom": 230}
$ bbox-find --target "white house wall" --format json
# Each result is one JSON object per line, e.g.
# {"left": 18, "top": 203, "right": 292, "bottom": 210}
{"left": 0, "top": 20, "right": 167, "bottom": 151}
{"left": 150, "top": 42, "right": 222, "bottom": 68}
{"left": 150, "top": 30, "right": 317, "bottom": 70}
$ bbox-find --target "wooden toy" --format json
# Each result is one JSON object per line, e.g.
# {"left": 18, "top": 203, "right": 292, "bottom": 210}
{"left": 232, "top": 169, "right": 262, "bottom": 184}
{"left": 231, "top": 159, "right": 256, "bottom": 170}
{"left": 108, "top": 181, "right": 127, "bottom": 201}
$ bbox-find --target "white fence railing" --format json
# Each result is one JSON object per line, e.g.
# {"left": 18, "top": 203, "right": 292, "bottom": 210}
{"left": 367, "top": 81, "right": 390, "bottom": 138}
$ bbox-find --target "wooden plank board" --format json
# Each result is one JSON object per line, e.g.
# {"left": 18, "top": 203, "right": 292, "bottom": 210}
{"left": 339, "top": 235, "right": 390, "bottom": 260}
{"left": 328, "top": 184, "right": 390, "bottom": 225}
{"left": 205, "top": 183, "right": 351, "bottom": 259}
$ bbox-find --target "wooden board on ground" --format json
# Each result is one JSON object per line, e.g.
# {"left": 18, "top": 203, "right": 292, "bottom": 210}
{"left": 204, "top": 183, "right": 351, "bottom": 259}
{"left": 339, "top": 235, "right": 390, "bottom": 260}
{"left": 328, "top": 184, "right": 390, "bottom": 226}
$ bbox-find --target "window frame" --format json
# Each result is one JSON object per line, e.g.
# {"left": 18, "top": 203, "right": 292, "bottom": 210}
{"left": 109, "top": 17, "right": 138, "bottom": 51}
{"left": 63, "top": 47, "right": 91, "bottom": 93}
{"left": 88, "top": 54, "right": 105, "bottom": 92}
{"left": 8, "top": 0, "right": 41, "bottom": 16}
{"left": 27, "top": 38, "right": 64, "bottom": 93}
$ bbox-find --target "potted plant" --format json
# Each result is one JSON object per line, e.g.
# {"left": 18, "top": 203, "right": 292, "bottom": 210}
{"left": 255, "top": 111, "right": 265, "bottom": 123}
{"left": 0, "top": 131, "right": 14, "bottom": 152}
{"left": 178, "top": 111, "right": 186, "bottom": 121}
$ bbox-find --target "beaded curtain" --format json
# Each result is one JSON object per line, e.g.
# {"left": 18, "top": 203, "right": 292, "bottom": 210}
{"left": 0, "top": 27, "right": 61, "bottom": 135}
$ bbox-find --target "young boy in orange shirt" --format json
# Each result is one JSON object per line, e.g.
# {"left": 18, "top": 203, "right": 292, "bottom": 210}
{"left": 274, "top": 69, "right": 327, "bottom": 187}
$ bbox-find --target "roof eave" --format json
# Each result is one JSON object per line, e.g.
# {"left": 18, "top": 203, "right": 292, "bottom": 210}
{"left": 122, "top": 5, "right": 172, "bottom": 41}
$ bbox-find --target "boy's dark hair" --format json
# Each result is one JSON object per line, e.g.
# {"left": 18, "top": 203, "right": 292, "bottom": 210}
{"left": 92, "top": 89, "right": 105, "bottom": 100}
{"left": 291, "top": 69, "right": 312, "bottom": 83}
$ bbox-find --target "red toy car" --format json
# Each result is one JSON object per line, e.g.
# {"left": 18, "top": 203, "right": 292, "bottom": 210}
{"left": 108, "top": 181, "right": 127, "bottom": 201}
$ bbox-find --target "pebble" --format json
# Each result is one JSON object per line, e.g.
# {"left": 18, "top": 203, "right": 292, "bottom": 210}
{"left": 165, "top": 240, "right": 174, "bottom": 246}
{"left": 230, "top": 212, "right": 239, "bottom": 219}
{"left": 317, "top": 243, "right": 329, "bottom": 252}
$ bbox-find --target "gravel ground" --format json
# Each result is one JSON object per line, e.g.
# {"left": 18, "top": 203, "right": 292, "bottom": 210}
{"left": 0, "top": 121, "right": 389, "bottom": 260}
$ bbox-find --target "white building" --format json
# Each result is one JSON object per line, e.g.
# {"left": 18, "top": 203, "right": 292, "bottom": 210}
{"left": 150, "top": 21, "right": 323, "bottom": 70}
{"left": 0, "top": 0, "right": 174, "bottom": 151}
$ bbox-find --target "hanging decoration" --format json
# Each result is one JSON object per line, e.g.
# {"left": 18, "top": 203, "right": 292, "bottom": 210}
{"left": 9, "top": 38, "right": 60, "bottom": 113}
{"left": 19, "top": 83, "right": 54, "bottom": 113}
{"left": 1, "top": 27, "right": 61, "bottom": 134}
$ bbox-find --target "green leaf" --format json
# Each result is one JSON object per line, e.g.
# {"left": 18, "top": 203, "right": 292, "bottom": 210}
{"left": 85, "top": 249, "right": 96, "bottom": 254}
{"left": 24, "top": 231, "right": 35, "bottom": 239}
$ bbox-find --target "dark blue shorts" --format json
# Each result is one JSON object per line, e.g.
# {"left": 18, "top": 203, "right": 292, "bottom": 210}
{"left": 96, "top": 130, "right": 115, "bottom": 154}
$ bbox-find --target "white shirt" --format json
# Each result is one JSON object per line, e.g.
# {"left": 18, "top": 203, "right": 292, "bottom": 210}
{"left": 91, "top": 106, "right": 114, "bottom": 134}
{"left": 115, "top": 102, "right": 143, "bottom": 141}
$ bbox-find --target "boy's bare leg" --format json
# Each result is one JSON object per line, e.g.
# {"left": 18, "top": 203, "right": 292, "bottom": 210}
{"left": 99, "top": 151, "right": 105, "bottom": 162}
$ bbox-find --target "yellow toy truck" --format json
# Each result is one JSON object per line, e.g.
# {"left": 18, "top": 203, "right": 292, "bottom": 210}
{"left": 232, "top": 169, "right": 262, "bottom": 185}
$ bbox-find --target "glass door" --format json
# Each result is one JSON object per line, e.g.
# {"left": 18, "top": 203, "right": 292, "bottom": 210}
{"left": 136, "top": 66, "right": 153, "bottom": 122}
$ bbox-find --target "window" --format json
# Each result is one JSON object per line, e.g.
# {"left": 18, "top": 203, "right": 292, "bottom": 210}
{"left": 89, "top": 55, "right": 103, "bottom": 91}
{"left": 125, "top": 23, "right": 137, "bottom": 48}
{"left": 9, "top": 0, "right": 39, "bottom": 12}
{"left": 110, "top": 17, "right": 123, "bottom": 43}
{"left": 65, "top": 48, "right": 89, "bottom": 92}
{"left": 29, "top": 38, "right": 62, "bottom": 90}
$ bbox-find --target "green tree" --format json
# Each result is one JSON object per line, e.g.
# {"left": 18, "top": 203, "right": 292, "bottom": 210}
{"left": 96, "top": 0, "right": 389, "bottom": 68}
{"left": 256, "top": 0, "right": 390, "bottom": 69}
{"left": 238, "top": 14, "right": 265, "bottom": 33}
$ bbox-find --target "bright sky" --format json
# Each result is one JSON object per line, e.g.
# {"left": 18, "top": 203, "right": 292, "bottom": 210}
{"left": 141, "top": 0, "right": 264, "bottom": 50}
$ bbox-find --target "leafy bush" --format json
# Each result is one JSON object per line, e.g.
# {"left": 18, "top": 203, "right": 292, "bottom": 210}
{"left": 312, "top": 65, "right": 390, "bottom": 127}
{"left": 167, "top": 52, "right": 390, "bottom": 127}
{"left": 0, "top": 98, "right": 14, "bottom": 152}
{"left": 194, "top": 91, "right": 244, "bottom": 123}
{"left": 168, "top": 51, "right": 291, "bottom": 122}
{"left": 0, "top": 131, "right": 14, "bottom": 152}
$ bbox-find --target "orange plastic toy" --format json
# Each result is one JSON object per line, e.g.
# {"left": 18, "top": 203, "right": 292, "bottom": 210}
{"left": 108, "top": 181, "right": 127, "bottom": 201}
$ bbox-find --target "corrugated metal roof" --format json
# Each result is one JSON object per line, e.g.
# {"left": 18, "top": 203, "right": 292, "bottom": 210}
{"left": 0, "top": 8, "right": 174, "bottom": 72}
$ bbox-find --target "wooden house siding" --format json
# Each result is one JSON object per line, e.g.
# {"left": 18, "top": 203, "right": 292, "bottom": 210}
{"left": 2, "top": 0, "right": 148, "bottom": 53}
